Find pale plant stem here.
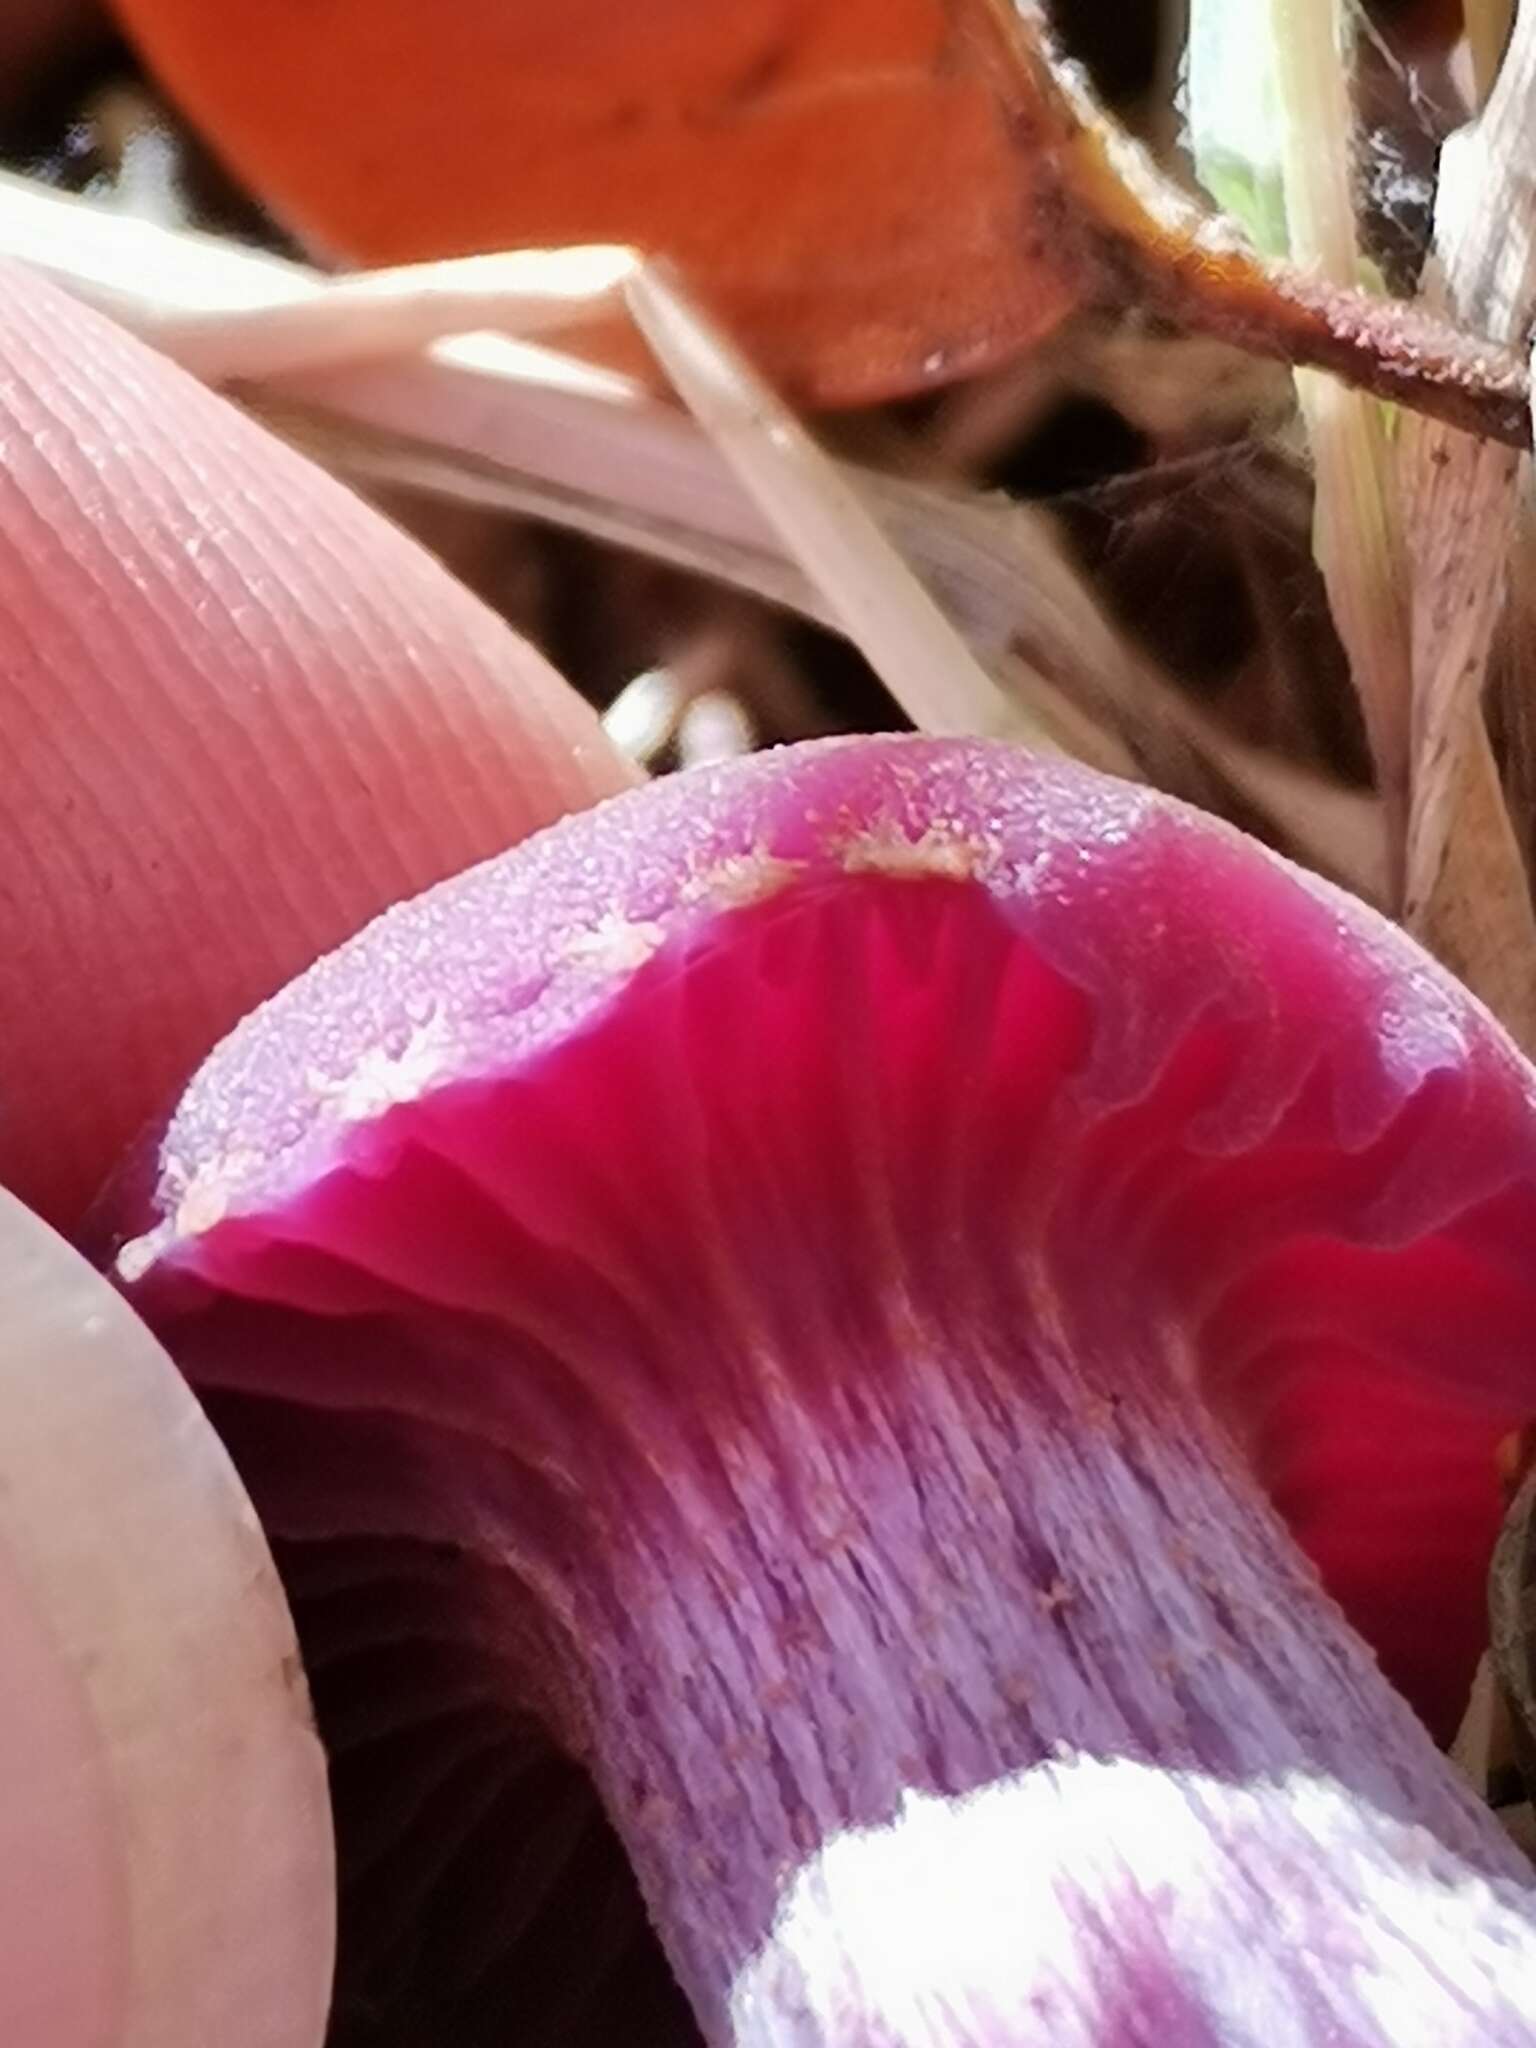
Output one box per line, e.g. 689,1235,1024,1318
1267,0,1356,278
1268,0,1413,901
620,263,1047,752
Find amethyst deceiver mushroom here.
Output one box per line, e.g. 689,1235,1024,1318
113,736,1536,2044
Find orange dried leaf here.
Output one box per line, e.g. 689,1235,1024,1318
109,0,1531,436
106,0,1081,405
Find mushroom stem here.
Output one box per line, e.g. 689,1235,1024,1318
499,1320,1536,2042
170,1212,1536,2043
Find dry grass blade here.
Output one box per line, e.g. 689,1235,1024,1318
0,168,1052,751
1399,6,1536,1046
0,169,1383,897
269,394,1384,900
0,168,637,377
620,261,1052,751
151,248,641,381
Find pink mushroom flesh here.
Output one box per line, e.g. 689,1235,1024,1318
117,738,1536,2043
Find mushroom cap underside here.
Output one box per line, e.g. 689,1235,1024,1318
118,736,1536,1739
115,735,1536,2037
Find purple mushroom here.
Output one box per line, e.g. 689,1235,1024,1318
113,736,1536,2043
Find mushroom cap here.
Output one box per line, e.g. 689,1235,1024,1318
119,735,1536,1741
116,735,1536,2037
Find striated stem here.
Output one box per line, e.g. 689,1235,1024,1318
520,1325,1536,2042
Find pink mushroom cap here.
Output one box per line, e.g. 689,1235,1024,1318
115,736,1536,2044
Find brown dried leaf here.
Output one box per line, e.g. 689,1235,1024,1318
1490,1461,1536,1807
1399,9,1536,1047
1491,503,1536,874
1401,425,1523,907
1411,727,1536,1040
